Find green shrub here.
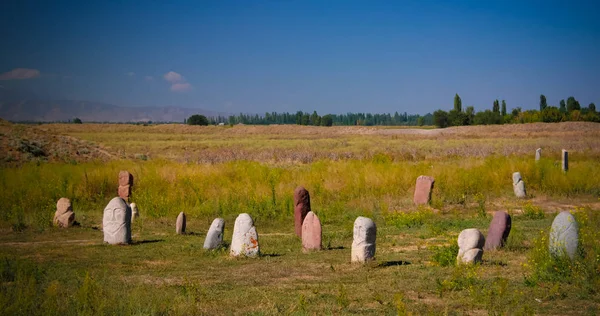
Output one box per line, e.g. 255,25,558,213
431,242,459,267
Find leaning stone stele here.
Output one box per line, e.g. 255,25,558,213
230,213,259,257
351,216,376,263
302,211,322,252
176,212,186,235
103,197,132,245
413,176,435,205
484,211,511,250
53,197,75,228
535,148,542,161
203,218,225,250
130,203,139,223
457,228,485,264
549,211,579,260
294,186,311,237
512,172,526,198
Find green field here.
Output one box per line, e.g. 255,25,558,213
1,122,599,315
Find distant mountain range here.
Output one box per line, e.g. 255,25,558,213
0,89,228,122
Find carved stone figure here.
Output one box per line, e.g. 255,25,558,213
103,197,132,245
351,216,376,263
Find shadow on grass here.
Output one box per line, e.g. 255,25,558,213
326,246,346,250
377,260,411,268
484,259,507,266
184,231,204,237
261,253,282,257
132,239,164,245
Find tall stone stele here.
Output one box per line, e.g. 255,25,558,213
549,211,579,260
294,186,311,237
484,211,511,251
457,228,485,264
118,170,134,202
53,198,75,228
230,213,259,257
103,197,132,245
176,212,186,235
302,211,322,252
512,172,526,198
561,149,568,172
535,148,542,162
413,175,435,205
203,218,225,250
351,216,376,263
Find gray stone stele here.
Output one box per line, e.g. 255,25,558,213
176,212,186,234
512,172,526,198
457,228,485,264
351,216,376,263
535,148,542,161
103,197,132,245
562,149,568,172
204,218,225,249
549,211,579,260
230,213,259,257
130,203,139,223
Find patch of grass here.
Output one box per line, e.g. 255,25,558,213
431,242,459,267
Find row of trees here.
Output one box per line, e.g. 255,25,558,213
434,94,598,128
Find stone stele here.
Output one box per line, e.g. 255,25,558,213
512,172,526,198
549,211,579,260
103,197,132,245
203,218,225,250
483,211,511,250
53,197,75,228
302,211,322,252
351,216,376,263
457,228,485,264
230,213,259,257
413,175,435,205
294,186,311,237
176,212,186,235
130,203,139,223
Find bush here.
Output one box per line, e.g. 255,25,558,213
431,242,459,267
187,114,209,126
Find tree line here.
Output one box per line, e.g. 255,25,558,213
432,94,598,128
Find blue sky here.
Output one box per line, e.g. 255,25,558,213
1,0,598,114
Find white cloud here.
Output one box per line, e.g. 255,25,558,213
163,71,184,83
0,68,41,80
170,82,192,92
163,71,192,92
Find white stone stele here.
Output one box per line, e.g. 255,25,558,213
176,212,186,235
457,228,485,264
549,211,579,260
535,148,542,161
130,203,139,223
512,172,526,198
562,149,568,172
103,197,132,245
230,213,259,257
204,218,225,250
351,216,376,263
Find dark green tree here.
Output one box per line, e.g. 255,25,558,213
539,95,547,111
448,110,468,126
559,99,567,113
589,103,596,113
541,107,563,122
493,100,500,113
320,114,333,126
187,114,209,126
511,107,522,117
465,106,475,125
454,94,462,112
73,117,82,124
433,110,449,128
567,96,580,112
501,100,507,116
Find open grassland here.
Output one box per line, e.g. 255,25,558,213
0,122,599,315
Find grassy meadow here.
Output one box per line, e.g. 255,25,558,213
1,121,599,315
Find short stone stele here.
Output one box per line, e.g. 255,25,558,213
118,170,134,201
535,148,542,161
53,197,75,228
457,228,485,264
103,197,132,245
562,149,568,172
549,211,579,260
351,216,376,263
294,186,311,237
484,211,511,250
230,213,259,257
512,172,526,198
176,212,186,235
204,218,225,250
302,211,322,252
130,203,139,223
413,175,434,205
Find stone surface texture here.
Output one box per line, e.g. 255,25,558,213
103,197,132,245
512,172,526,198
294,186,311,237
413,175,435,205
230,213,259,257
203,218,225,249
176,212,186,235
484,211,512,250
457,228,485,264
118,170,133,201
351,216,376,263
302,211,322,252
549,211,579,260
53,197,75,228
